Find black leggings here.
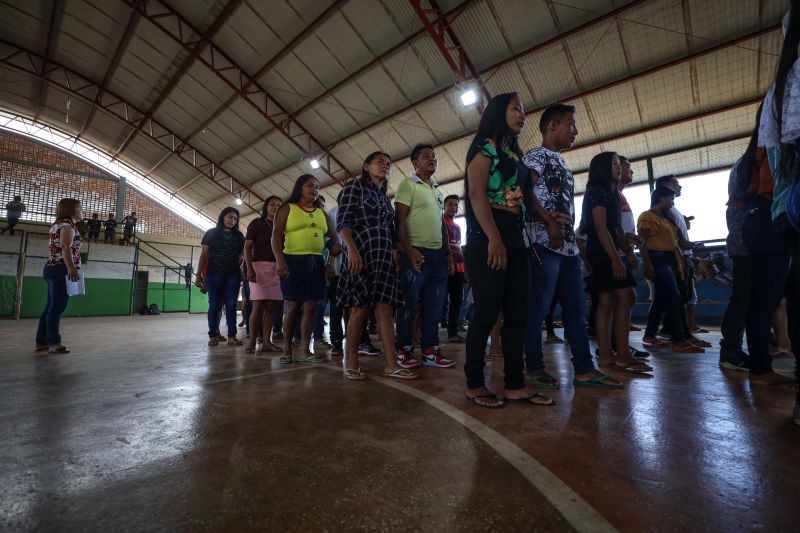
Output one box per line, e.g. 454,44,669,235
464,210,529,391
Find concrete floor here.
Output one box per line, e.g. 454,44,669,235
0,314,798,532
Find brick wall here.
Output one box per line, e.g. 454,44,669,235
0,131,202,239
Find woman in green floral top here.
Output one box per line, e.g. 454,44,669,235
462,92,553,408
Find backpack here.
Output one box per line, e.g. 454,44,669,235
138,304,149,315
148,303,160,315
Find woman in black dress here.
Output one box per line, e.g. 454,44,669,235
336,151,417,381
582,152,651,373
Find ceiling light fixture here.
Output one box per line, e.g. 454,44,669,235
235,197,243,206
310,158,320,170
460,89,477,106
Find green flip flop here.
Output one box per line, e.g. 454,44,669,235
526,373,561,389
298,354,326,364
573,374,624,389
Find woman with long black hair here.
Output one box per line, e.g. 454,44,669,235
197,207,245,346
462,92,553,408
244,195,283,353
582,152,646,374
336,151,417,380
272,174,341,364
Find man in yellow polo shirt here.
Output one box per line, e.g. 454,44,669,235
394,144,455,369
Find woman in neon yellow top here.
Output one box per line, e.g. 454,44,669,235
272,174,341,364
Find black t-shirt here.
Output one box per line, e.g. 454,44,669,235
87,219,102,231
202,228,245,276
581,184,621,249
124,217,137,231
105,219,117,231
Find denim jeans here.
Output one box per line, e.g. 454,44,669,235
242,280,252,335
720,255,753,352
464,210,529,390
525,245,594,375
446,272,465,337
206,273,241,338
644,251,688,343
36,263,70,346
395,247,448,350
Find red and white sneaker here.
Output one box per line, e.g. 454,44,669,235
421,347,456,368
396,347,422,369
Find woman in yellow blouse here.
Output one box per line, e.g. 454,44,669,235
637,187,704,353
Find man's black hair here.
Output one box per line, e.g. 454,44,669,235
411,143,434,161
444,194,460,203
655,175,676,187
539,103,576,135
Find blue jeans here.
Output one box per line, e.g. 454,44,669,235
36,263,70,346
644,252,688,343
525,244,594,375
206,273,241,339
396,247,448,350
242,280,252,335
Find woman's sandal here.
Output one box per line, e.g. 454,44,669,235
526,372,561,389
263,343,282,353
466,391,504,409
208,338,219,346
48,344,70,354
573,374,624,389
279,354,293,364
382,368,418,380
227,337,243,346
504,392,555,406
689,338,712,348
298,354,326,364
610,360,653,374
35,345,48,352
245,345,257,353
344,367,366,380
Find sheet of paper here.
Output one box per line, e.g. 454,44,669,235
66,271,85,296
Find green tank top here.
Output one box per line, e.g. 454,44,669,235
284,203,327,256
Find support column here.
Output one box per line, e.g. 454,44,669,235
116,175,126,220
646,157,655,193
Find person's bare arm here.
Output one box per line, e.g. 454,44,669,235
244,240,256,282
638,229,654,279
197,245,210,283
271,204,290,278
323,211,343,256
60,227,79,281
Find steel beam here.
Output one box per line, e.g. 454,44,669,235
316,23,778,193
126,0,355,188
34,0,65,122
113,0,243,159
0,39,264,215
77,8,141,141
159,0,348,184
250,0,651,193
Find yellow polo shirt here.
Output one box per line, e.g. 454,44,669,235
395,174,444,249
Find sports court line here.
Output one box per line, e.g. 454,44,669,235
321,365,618,533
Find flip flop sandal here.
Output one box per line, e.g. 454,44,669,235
382,368,418,380
690,339,712,348
643,339,669,349
771,350,794,358
526,373,561,389
35,345,48,352
227,338,243,346
612,361,653,374
574,374,624,389
279,354,293,364
344,368,366,380
504,393,555,406
48,345,70,354
465,392,504,409
207,338,219,346
691,327,710,333
298,355,326,364
245,345,257,353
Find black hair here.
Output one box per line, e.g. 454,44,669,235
444,194,460,203
586,152,618,189
260,195,282,220
539,103,576,136
733,102,764,201
13,195,21,201
655,175,676,187
650,186,675,208
411,143,434,162
464,92,523,216
360,151,392,183
774,2,800,179
286,174,320,207
618,155,628,162
216,206,241,234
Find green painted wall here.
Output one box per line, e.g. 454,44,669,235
20,277,132,318
0,275,17,317
145,282,208,313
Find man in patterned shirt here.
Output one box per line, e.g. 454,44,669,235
523,103,620,389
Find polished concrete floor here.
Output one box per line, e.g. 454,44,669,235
0,314,798,532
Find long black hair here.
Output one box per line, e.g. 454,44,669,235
774,2,800,178
586,152,618,189
216,206,242,235
360,150,392,186
286,174,321,207
733,102,764,201
464,92,523,215
260,195,283,220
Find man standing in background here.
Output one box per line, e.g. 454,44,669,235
2,195,25,236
